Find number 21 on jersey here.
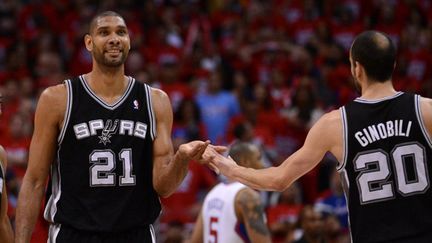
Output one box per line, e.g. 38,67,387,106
89,149,136,187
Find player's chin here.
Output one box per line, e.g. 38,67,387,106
104,56,126,67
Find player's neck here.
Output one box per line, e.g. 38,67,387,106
360,80,397,100
91,63,125,82
84,67,129,100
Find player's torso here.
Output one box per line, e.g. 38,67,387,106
202,182,250,243
44,76,160,232
340,92,432,242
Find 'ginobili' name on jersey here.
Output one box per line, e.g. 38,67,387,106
354,119,412,147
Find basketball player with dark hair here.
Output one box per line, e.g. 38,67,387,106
190,142,271,243
0,95,14,243
207,31,432,242
15,11,218,243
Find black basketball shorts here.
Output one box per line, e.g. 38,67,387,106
47,224,156,243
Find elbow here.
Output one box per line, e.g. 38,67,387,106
270,174,289,192
153,181,174,198
157,189,173,198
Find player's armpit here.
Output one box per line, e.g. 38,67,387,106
236,188,271,243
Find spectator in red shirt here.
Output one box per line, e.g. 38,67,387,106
267,182,303,243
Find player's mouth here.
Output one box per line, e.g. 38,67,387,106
105,49,123,57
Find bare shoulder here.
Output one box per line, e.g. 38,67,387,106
304,109,343,160
419,96,432,134
40,84,67,104
235,187,263,217
37,83,68,125
150,87,170,105
419,96,432,108
310,109,342,135
319,109,342,124
236,187,261,205
149,87,172,117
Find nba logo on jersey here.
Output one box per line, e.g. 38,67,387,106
133,100,139,110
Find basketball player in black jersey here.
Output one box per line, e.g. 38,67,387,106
15,11,218,243
207,31,432,242
0,95,14,243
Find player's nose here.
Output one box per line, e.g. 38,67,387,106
108,35,120,45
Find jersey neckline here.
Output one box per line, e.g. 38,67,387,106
354,91,404,104
79,75,135,110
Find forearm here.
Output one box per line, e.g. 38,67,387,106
229,166,290,192
15,178,46,243
0,216,13,243
154,151,189,197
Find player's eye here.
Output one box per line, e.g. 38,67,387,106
99,30,109,36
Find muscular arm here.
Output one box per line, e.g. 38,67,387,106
235,188,271,243
214,110,342,191
0,147,13,243
151,88,209,197
15,85,66,243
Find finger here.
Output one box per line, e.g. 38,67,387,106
187,141,210,158
210,145,228,153
195,141,210,157
208,162,220,175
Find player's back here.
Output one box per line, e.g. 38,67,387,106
340,92,432,242
202,181,249,243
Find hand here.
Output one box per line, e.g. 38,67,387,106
199,144,228,173
177,140,210,163
203,146,238,177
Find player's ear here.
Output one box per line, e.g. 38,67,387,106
84,34,93,52
354,61,362,78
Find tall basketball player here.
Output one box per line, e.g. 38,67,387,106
15,11,217,243
190,142,271,243
207,31,432,242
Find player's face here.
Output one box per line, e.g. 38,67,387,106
89,16,130,67
248,146,263,170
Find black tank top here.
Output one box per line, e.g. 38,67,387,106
44,75,161,232
339,92,432,242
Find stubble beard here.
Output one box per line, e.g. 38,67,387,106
93,47,129,68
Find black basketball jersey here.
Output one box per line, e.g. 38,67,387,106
339,92,432,242
44,75,161,232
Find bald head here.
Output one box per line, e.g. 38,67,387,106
229,142,263,169
350,31,396,82
89,11,125,35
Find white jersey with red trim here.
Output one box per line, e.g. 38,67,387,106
202,182,249,243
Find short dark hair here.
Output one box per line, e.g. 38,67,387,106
228,142,254,165
89,11,125,34
351,31,396,82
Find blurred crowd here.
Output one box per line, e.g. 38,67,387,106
1,0,432,242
